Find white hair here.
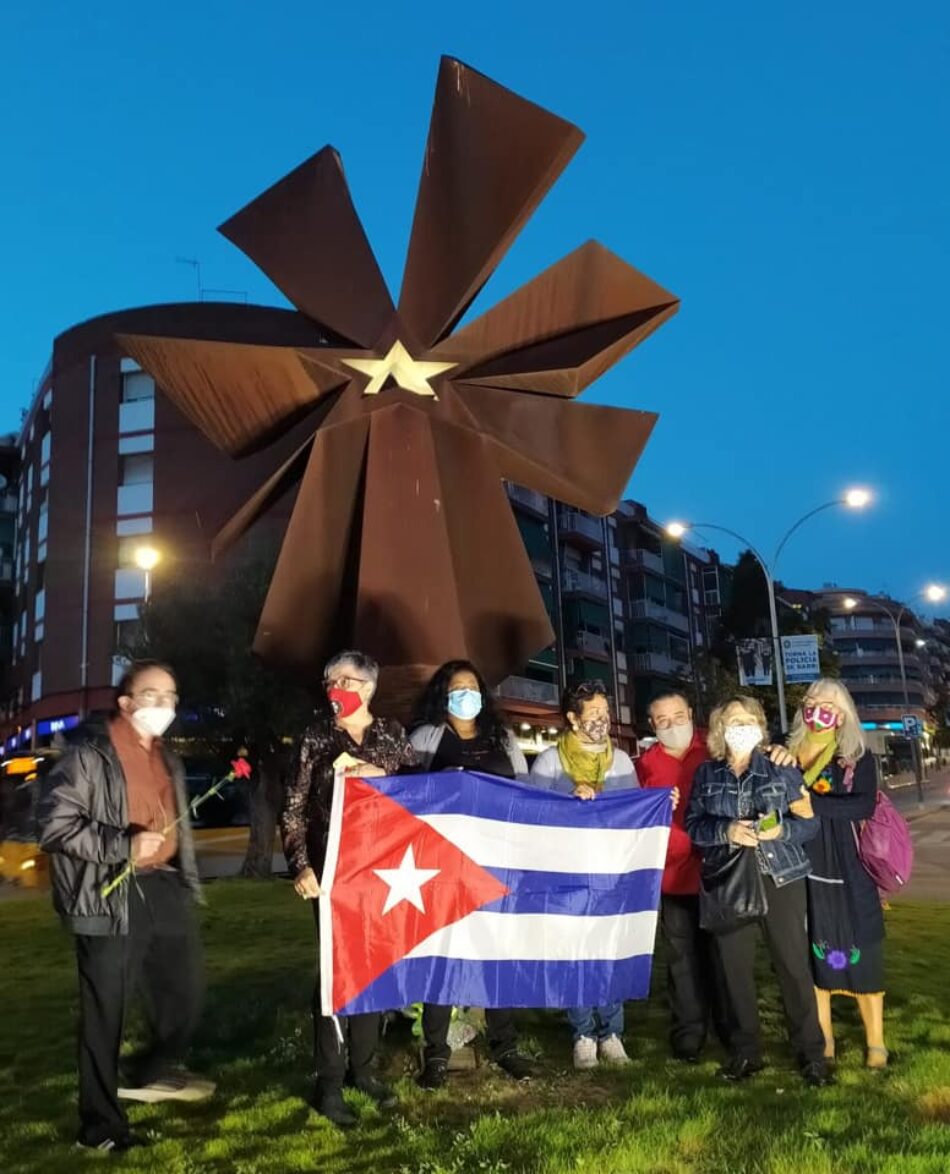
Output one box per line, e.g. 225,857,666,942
787,678,866,763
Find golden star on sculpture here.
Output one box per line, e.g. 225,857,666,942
342,340,456,398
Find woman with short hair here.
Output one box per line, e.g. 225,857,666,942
686,695,832,1087
281,650,416,1128
788,678,888,1068
530,679,638,1069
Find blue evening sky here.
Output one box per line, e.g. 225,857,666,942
1,1,947,607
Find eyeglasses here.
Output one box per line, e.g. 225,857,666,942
325,676,371,691
653,714,690,731
133,689,178,706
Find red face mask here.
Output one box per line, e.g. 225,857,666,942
328,687,362,719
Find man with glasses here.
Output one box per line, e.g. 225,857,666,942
281,649,416,1128
39,659,211,1153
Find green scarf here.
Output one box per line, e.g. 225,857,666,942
557,730,614,791
799,728,838,788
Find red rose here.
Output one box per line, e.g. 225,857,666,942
231,757,253,779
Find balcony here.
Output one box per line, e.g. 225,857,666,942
119,398,155,434
571,630,610,658
507,484,549,516
629,598,690,634
559,511,603,546
497,675,559,706
624,547,664,575
562,569,608,600
632,651,689,677
529,554,553,578
117,482,153,516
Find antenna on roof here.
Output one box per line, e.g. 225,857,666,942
175,257,246,303
175,256,202,299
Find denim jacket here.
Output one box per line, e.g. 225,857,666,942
685,751,818,887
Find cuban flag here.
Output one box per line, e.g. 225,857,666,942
320,771,673,1016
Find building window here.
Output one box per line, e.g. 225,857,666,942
114,569,147,600
116,516,153,537
117,453,154,516
31,670,42,702
34,588,46,623
118,433,155,455
121,371,155,403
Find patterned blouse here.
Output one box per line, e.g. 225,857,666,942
280,715,416,878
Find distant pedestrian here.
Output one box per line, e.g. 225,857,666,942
38,660,212,1154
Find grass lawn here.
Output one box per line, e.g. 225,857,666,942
1,881,949,1174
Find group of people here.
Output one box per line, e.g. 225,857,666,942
38,654,887,1150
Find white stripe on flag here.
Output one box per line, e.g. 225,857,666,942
406,909,659,962
418,814,669,875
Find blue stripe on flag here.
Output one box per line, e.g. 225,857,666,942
481,868,663,918
365,771,672,830
337,954,655,1016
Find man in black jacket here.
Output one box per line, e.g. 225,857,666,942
38,660,213,1152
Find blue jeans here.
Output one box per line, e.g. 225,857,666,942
567,1003,624,1041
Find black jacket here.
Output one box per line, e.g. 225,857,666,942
37,722,202,935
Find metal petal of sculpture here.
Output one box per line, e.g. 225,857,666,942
118,57,679,693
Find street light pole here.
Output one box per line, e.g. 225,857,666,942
667,490,872,736
845,595,922,801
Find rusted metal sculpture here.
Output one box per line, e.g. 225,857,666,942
120,57,679,692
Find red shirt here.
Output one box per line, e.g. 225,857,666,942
637,731,708,896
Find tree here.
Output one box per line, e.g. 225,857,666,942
710,552,838,732
126,555,315,877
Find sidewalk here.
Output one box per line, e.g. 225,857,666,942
883,765,950,821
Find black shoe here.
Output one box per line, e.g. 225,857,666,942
801,1060,836,1088
718,1056,764,1082
76,1131,149,1153
495,1050,535,1081
314,1088,357,1128
417,1059,449,1091
352,1075,398,1109
673,1048,702,1064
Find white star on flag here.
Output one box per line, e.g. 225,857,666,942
373,844,441,915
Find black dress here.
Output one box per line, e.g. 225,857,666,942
805,752,885,995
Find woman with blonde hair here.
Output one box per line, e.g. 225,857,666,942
686,695,831,1086
788,678,888,1068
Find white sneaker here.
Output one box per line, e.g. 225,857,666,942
573,1035,598,1070
598,1034,632,1066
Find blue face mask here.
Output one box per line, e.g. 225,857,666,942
447,688,483,721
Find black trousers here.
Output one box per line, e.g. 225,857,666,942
75,871,204,1145
421,1004,518,1064
713,876,825,1065
660,893,734,1056
310,904,380,1092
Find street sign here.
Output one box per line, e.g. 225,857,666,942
781,634,821,684
901,714,923,738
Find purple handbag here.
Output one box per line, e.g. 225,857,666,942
844,765,914,893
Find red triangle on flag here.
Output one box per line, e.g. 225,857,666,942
328,777,509,1013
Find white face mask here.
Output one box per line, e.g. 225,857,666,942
656,722,694,751
131,706,176,738
723,724,762,757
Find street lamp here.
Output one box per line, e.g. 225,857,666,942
842,584,947,801
133,545,161,604
666,487,873,735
